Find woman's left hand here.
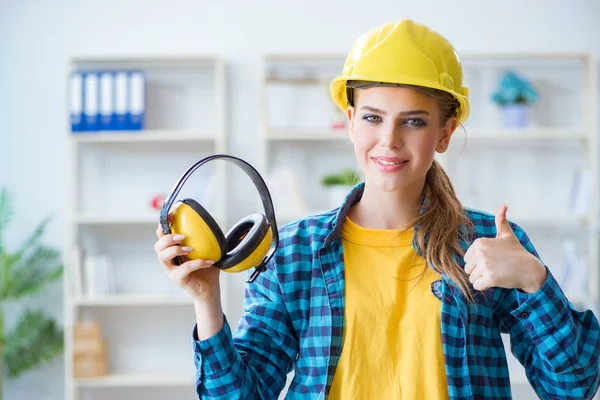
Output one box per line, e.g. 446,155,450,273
464,203,548,294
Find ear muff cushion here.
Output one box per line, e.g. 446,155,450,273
224,227,272,273
169,199,226,262
219,213,270,271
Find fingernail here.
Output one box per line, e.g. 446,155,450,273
181,247,192,252
173,235,185,241
205,260,215,265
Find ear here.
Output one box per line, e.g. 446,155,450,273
346,106,355,142
436,117,458,153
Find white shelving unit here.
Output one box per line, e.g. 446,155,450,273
258,52,599,399
64,55,227,400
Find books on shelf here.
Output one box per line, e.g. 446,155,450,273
69,247,117,299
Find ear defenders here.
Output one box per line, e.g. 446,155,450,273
159,154,279,283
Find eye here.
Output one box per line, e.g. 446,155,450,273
405,118,426,127
362,114,382,123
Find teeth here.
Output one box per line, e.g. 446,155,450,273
376,159,402,166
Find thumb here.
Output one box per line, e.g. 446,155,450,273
495,203,515,239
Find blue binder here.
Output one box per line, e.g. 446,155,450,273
99,71,114,131
83,71,100,131
128,70,145,130
114,71,128,131
70,71,85,133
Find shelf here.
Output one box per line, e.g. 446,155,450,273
265,76,327,85
460,52,590,60
264,53,345,61
73,130,218,145
264,130,348,141
463,128,587,141
74,294,192,307
74,373,195,388
75,215,158,226
71,55,220,69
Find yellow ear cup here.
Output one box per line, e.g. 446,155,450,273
169,200,225,263
224,227,272,273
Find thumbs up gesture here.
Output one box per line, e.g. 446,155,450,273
464,203,547,294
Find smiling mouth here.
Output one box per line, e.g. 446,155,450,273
372,157,408,166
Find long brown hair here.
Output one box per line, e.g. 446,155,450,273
347,82,475,303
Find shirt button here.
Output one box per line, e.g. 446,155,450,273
519,312,530,319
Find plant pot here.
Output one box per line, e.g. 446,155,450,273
326,185,351,208
501,104,529,128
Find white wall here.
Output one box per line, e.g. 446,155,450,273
1,1,600,399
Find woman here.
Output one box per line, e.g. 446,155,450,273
154,19,600,399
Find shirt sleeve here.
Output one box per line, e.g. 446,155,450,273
191,259,298,399
495,223,600,400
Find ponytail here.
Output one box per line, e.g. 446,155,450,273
411,160,475,303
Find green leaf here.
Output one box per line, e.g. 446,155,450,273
10,217,52,267
0,187,13,234
4,309,64,379
3,245,63,300
0,187,14,262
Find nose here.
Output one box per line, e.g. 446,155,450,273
379,122,402,149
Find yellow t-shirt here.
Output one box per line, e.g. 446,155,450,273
328,216,448,400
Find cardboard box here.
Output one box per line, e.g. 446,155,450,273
74,321,102,339
73,356,108,378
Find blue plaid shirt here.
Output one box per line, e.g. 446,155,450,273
192,183,600,399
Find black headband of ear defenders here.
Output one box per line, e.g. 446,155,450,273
159,154,279,282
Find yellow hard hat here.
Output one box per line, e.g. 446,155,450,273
330,19,470,124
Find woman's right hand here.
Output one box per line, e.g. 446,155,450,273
154,223,221,303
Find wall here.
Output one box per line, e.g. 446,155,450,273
1,0,599,398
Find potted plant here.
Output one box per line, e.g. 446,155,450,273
321,168,361,208
0,187,64,400
491,70,539,128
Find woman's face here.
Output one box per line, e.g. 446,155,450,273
347,86,456,193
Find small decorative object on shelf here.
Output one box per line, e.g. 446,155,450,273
331,119,347,131
321,168,361,208
150,193,167,211
491,70,539,128
73,321,109,379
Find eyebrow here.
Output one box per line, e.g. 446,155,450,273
359,106,430,116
